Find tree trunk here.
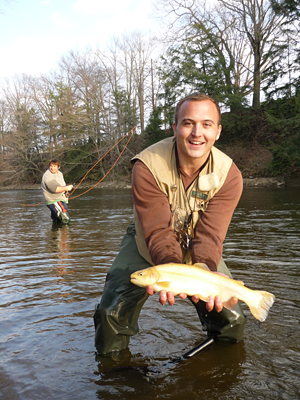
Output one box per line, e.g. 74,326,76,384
252,42,261,108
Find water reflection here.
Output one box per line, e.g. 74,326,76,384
44,224,76,304
46,224,74,278
94,341,247,399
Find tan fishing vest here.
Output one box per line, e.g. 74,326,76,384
131,137,232,265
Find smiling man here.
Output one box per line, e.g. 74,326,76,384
174,97,221,172
94,93,247,355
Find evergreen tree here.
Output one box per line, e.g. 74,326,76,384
144,107,169,147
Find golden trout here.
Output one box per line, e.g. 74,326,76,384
130,263,275,322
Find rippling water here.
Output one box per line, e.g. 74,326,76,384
1,187,299,400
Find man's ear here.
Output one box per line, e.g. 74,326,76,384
216,125,222,141
173,122,177,137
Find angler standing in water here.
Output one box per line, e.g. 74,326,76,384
41,159,73,224
94,93,247,355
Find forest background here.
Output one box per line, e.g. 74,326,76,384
1,0,300,188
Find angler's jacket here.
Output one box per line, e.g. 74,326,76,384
131,137,241,268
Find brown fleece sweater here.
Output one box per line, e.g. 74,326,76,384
132,159,243,271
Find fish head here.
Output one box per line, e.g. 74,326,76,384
130,267,159,287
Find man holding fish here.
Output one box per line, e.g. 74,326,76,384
94,93,273,355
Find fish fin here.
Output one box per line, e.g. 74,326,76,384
157,281,173,290
194,263,210,272
236,281,245,286
248,291,275,322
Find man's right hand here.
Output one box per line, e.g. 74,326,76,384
146,286,194,306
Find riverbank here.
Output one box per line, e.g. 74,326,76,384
1,176,299,190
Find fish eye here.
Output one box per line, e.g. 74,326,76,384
139,273,143,276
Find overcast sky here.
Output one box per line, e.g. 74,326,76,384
0,0,155,80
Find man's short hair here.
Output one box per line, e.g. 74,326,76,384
49,158,61,168
174,93,221,126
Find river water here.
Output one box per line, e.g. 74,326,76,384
1,187,299,400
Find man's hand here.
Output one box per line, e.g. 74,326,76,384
55,184,73,194
146,286,187,305
204,271,239,312
66,184,73,191
205,295,238,312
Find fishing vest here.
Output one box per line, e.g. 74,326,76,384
131,137,233,265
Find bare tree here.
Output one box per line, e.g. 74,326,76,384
217,0,285,107
154,0,286,107
119,32,157,132
0,29,162,184
57,49,112,176
0,74,44,182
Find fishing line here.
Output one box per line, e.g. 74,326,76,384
21,126,137,206
67,125,136,200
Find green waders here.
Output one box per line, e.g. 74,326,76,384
188,257,247,342
93,223,247,355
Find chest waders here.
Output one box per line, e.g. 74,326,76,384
47,201,70,224
93,223,246,355
94,223,150,354
54,202,70,224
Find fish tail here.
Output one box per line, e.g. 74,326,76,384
248,291,275,322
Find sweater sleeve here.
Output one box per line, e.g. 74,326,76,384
132,160,182,265
191,162,243,271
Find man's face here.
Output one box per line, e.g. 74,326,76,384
49,163,60,174
173,100,222,170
